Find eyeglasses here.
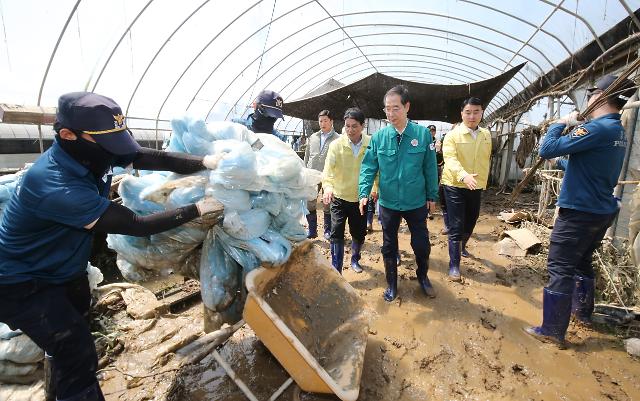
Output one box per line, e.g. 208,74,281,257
383,106,402,114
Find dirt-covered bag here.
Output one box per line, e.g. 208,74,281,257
0,381,45,401
0,334,43,364
0,359,40,384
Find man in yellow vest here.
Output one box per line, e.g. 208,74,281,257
323,108,377,274
441,97,492,281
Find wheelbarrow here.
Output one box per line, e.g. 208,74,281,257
243,242,370,401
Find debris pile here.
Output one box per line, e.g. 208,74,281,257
107,118,321,320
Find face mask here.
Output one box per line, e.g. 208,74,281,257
56,133,115,179
252,107,277,134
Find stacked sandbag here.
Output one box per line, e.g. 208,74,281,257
107,118,321,315
0,323,44,389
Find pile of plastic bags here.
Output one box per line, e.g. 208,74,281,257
0,323,44,401
107,117,321,313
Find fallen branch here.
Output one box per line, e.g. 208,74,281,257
178,320,245,366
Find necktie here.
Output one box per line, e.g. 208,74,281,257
396,133,402,145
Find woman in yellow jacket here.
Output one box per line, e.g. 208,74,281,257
441,97,492,281
322,108,376,274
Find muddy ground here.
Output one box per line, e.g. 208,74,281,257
99,191,640,401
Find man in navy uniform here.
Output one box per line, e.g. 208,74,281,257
524,75,636,348
233,89,286,140
0,92,224,401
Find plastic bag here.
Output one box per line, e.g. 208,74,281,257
209,140,257,189
206,186,251,211
223,209,271,240
86,263,103,291
214,226,291,267
118,174,166,214
272,198,308,241
0,335,43,364
200,229,239,311
250,191,284,216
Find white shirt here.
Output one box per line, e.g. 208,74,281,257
320,130,332,150
393,121,409,143
348,136,363,156
466,125,480,139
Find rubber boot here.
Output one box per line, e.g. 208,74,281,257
383,257,398,302
323,212,332,240
44,353,55,401
571,276,595,323
448,240,462,281
416,258,436,298
366,210,374,232
461,233,471,257
524,288,572,349
441,211,449,235
57,382,105,401
306,212,318,239
330,240,344,274
351,241,363,273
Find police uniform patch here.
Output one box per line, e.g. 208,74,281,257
571,126,589,138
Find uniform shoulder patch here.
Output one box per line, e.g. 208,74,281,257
571,125,589,138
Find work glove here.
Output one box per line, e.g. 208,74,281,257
556,111,583,127
203,154,224,170
195,197,224,226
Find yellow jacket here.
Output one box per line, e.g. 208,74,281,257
323,134,377,202
441,124,492,189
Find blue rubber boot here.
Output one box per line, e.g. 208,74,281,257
383,257,398,302
306,212,318,239
416,258,436,298
323,212,332,240
448,240,461,281
461,233,471,257
330,240,344,274
524,288,572,349
571,276,595,323
350,241,364,273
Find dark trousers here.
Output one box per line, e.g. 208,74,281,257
547,208,616,294
0,275,98,399
330,197,367,242
443,185,482,241
437,166,446,211
379,204,430,262
307,183,330,213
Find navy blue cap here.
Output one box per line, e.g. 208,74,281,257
588,75,636,101
256,90,284,119
427,124,436,130
56,92,141,155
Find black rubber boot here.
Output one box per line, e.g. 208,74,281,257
57,382,105,401
330,240,344,274
383,257,398,302
416,259,436,298
350,241,363,273
306,212,318,239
